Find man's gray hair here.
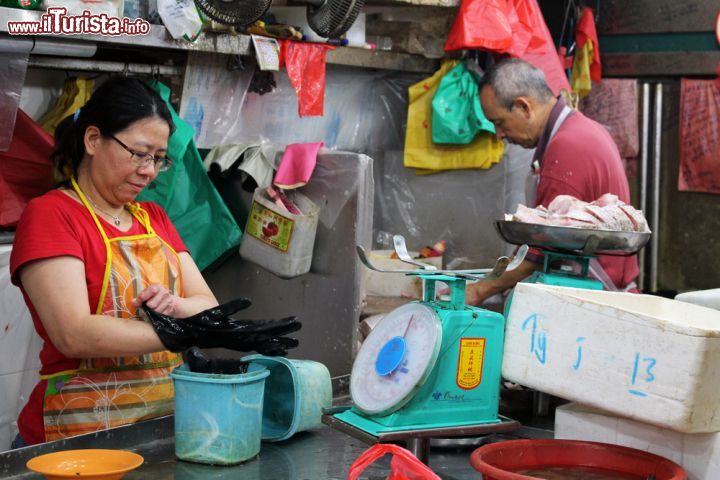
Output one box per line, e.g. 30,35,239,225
480,58,555,110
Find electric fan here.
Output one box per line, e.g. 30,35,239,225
194,0,364,38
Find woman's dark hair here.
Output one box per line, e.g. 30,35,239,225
52,77,175,186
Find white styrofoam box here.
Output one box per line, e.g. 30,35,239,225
268,7,366,47
363,250,442,298
675,289,720,311
0,246,41,376
0,245,42,450
556,403,720,480
503,283,720,433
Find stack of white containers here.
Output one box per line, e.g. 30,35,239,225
503,284,720,480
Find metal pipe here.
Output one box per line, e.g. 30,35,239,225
650,83,663,292
27,57,182,76
0,35,97,57
405,437,430,465
638,83,650,291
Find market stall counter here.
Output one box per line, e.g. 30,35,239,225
0,415,485,479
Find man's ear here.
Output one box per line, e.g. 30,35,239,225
514,97,533,118
84,125,102,155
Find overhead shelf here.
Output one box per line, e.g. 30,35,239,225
0,6,438,73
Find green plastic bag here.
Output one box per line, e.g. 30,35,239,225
431,62,495,145
137,81,242,271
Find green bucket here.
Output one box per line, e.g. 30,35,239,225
170,363,269,465
243,355,332,442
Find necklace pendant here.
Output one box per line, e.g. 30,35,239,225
113,217,121,226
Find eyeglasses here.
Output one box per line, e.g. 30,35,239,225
109,135,172,172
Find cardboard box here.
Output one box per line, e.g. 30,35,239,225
503,284,720,433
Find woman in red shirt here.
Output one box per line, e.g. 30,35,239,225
10,78,299,446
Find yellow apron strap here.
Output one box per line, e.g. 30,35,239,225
71,177,113,315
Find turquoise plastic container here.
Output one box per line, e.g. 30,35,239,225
170,363,270,465
242,355,332,442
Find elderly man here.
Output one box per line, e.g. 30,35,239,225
466,58,639,305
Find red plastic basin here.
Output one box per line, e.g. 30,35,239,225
470,439,687,480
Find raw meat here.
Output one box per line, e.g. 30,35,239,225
508,194,650,233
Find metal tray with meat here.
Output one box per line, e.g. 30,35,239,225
494,220,651,256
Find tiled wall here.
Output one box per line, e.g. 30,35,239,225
0,245,41,450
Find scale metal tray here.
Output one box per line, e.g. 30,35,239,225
495,220,651,256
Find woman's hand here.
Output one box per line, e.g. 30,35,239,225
132,283,179,316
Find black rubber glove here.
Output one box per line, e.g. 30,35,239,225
141,298,301,355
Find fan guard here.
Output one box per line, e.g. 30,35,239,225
194,0,272,27
306,0,365,39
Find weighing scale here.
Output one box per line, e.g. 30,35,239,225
495,220,652,292
324,237,528,463
494,220,652,416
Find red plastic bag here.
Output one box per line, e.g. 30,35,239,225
347,444,441,480
279,40,334,117
0,109,54,229
575,7,601,83
444,0,569,95
444,0,514,53
512,0,570,94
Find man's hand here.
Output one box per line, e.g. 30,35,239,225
438,259,542,307
465,281,498,306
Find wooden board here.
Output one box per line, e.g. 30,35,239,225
599,0,718,35
602,52,720,76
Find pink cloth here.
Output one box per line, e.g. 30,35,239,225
678,78,720,193
274,142,324,189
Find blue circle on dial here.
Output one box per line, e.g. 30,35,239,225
375,336,406,376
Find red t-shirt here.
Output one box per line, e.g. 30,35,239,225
530,110,639,290
9,189,187,445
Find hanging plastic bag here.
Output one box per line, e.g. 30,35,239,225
347,444,441,480
279,40,334,117
39,77,94,135
512,0,570,95
0,109,54,228
444,0,513,53
432,62,495,145
137,81,242,271
404,60,504,172
157,0,203,42
444,0,569,95
0,52,29,151
571,7,601,98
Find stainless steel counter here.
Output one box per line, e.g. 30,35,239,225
1,415,496,479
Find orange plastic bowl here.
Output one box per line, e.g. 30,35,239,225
26,449,144,480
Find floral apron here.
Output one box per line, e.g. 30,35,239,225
41,178,183,440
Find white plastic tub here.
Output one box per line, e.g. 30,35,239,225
503,283,720,433
239,188,319,279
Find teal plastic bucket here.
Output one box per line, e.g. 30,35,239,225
170,363,270,465
243,355,332,442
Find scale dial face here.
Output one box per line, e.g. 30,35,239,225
351,303,442,416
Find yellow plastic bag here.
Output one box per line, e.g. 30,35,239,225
39,77,94,135
404,60,504,173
